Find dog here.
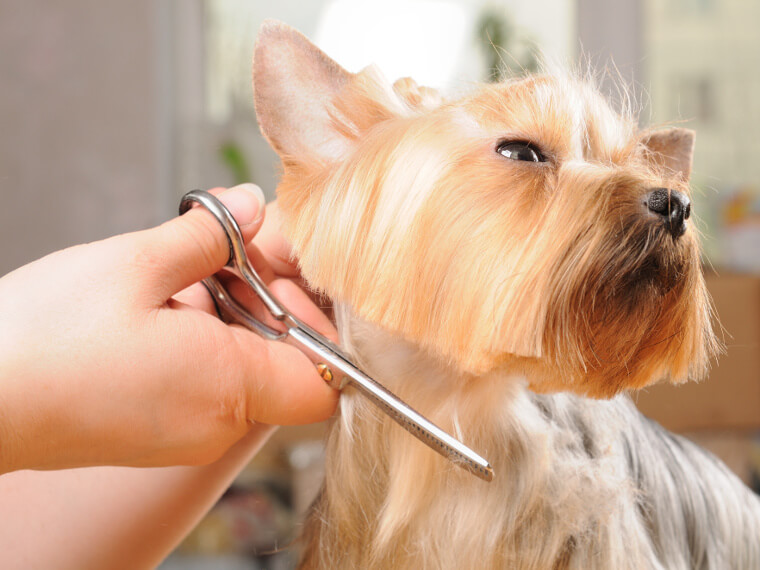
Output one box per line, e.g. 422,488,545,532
252,20,760,569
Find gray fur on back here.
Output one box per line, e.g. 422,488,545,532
531,392,760,569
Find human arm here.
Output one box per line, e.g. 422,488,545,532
0,184,337,568
0,184,337,473
0,425,275,570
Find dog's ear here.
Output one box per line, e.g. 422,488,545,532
641,127,696,181
253,20,354,161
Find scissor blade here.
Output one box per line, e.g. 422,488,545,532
288,327,494,482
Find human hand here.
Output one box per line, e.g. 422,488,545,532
0,184,338,474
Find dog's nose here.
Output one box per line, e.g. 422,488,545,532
645,188,691,238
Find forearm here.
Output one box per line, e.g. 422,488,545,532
0,424,277,570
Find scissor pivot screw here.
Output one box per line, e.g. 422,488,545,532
316,363,333,383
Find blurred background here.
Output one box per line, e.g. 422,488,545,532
1,1,759,568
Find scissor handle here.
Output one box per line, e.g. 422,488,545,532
180,189,349,384
200,275,285,341
180,189,290,321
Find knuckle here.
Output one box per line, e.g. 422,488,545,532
174,213,228,272
209,332,254,431
228,326,275,424
128,239,166,282
105,234,166,300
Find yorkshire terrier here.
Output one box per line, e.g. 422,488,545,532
252,20,760,569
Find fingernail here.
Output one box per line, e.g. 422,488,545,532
219,183,266,227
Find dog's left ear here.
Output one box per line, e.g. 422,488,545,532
253,20,355,162
641,127,696,181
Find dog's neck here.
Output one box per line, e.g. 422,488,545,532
313,304,637,567
303,310,760,569
334,302,522,430
328,303,524,552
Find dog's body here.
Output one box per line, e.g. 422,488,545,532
251,21,760,569
299,309,760,569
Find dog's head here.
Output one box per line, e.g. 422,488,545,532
253,20,718,397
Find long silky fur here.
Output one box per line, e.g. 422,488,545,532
251,21,760,570
272,66,718,397
298,308,760,569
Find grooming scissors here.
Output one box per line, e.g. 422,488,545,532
179,189,493,482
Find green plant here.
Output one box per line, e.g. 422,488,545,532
219,141,252,186
475,7,539,82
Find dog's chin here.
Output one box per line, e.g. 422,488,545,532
623,255,679,303
506,247,701,396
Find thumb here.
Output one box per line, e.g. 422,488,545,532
143,184,266,300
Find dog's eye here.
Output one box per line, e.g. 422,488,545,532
496,141,545,163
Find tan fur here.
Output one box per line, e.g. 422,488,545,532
251,20,732,569
254,22,716,398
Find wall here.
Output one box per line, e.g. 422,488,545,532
0,1,163,276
